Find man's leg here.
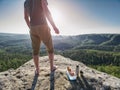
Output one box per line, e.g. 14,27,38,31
48,52,58,72
33,55,40,74
48,53,54,72
30,30,40,75
42,25,56,72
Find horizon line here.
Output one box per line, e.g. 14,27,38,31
0,32,120,36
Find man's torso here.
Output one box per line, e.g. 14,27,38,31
24,0,47,26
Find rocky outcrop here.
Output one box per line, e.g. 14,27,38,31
0,55,120,90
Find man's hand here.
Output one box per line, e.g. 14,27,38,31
54,27,60,34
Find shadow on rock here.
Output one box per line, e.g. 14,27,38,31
31,73,39,90
50,71,55,90
68,75,93,90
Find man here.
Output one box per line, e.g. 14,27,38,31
24,0,60,75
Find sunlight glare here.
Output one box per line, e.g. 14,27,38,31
50,8,63,23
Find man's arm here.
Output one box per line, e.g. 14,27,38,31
24,8,30,29
41,0,59,34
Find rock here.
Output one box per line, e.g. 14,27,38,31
0,55,120,90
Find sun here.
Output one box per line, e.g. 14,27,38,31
50,8,63,23
49,7,64,35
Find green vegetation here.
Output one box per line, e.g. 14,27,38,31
0,33,120,78
0,48,32,72
61,49,120,78
61,49,120,66
90,65,120,78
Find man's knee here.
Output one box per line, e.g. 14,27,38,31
33,49,39,56
48,48,54,54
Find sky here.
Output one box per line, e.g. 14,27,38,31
0,0,120,35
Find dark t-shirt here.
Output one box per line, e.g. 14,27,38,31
24,0,47,26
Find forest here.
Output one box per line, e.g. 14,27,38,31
0,33,120,78
61,49,120,78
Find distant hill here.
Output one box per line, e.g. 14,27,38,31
0,33,120,51
0,33,31,47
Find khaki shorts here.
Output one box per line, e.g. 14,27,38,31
30,25,54,55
